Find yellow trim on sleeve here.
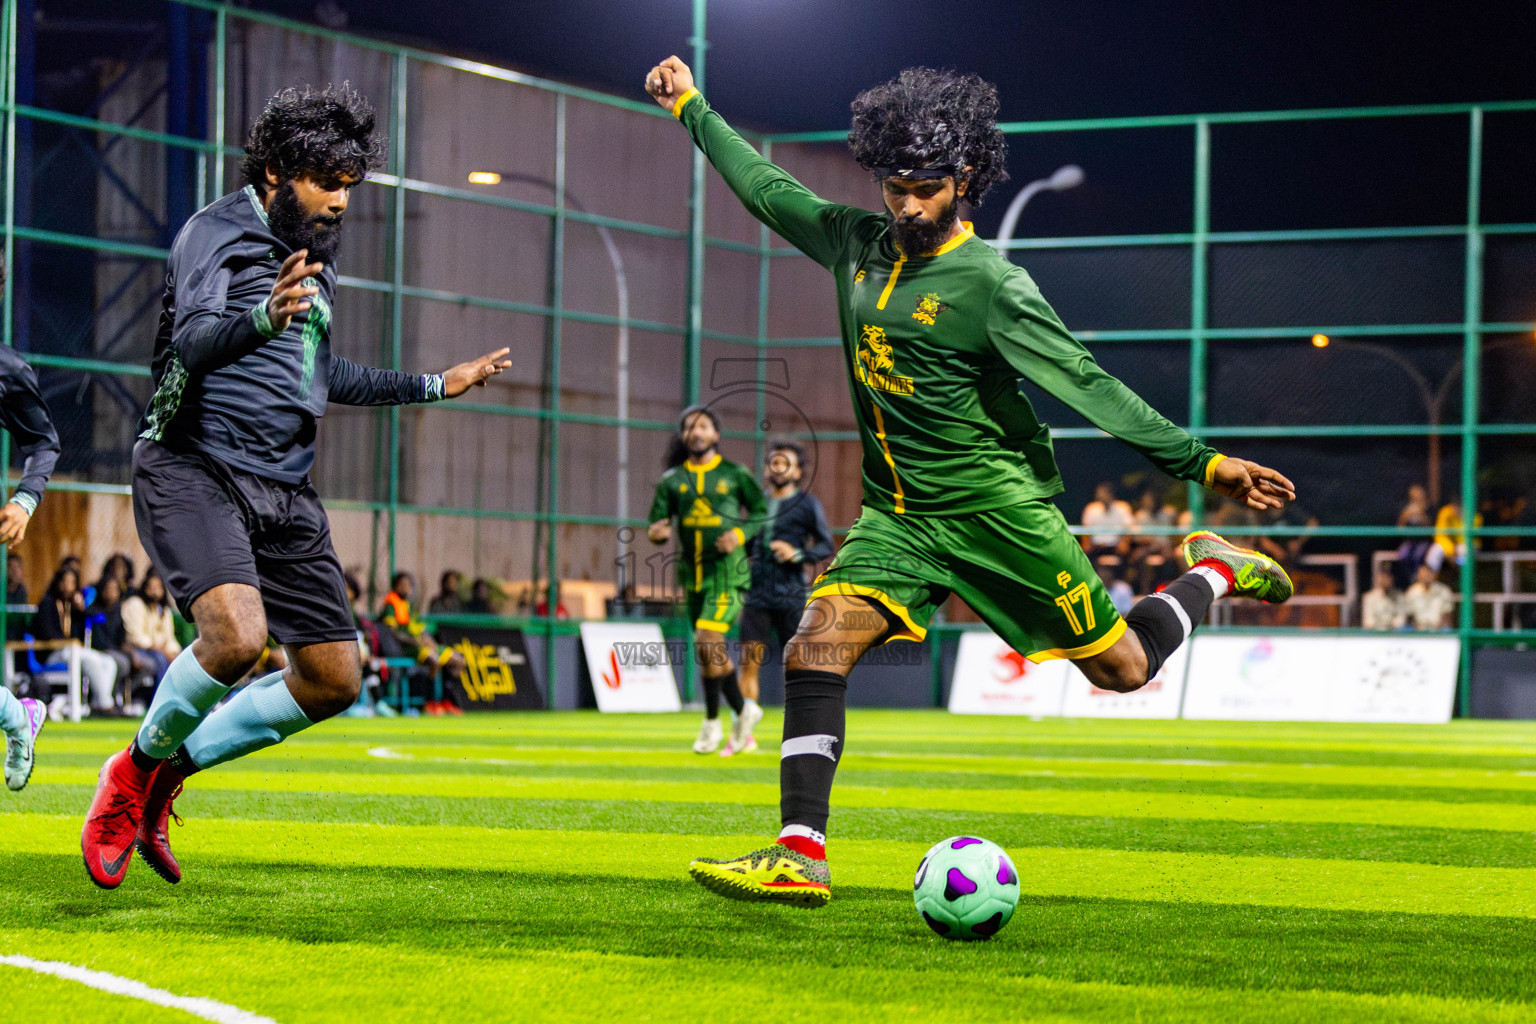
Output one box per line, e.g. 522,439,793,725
806,582,926,644
1202,453,1227,488
672,88,700,119
1027,617,1128,663
730,527,746,545
694,618,732,633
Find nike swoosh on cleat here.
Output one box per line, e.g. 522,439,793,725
100,849,129,876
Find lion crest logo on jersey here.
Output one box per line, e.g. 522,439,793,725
912,292,948,326
859,325,895,374
856,324,915,396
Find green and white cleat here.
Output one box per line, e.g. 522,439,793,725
5,698,46,792
1183,530,1294,604
688,842,831,908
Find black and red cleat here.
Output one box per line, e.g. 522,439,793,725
81,750,152,889
135,764,187,884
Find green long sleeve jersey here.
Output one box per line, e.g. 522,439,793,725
648,453,768,592
673,90,1222,516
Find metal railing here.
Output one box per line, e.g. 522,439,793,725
2,0,1532,711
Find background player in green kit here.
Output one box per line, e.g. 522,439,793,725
646,57,1299,907
648,405,768,753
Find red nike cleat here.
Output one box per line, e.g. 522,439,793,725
81,750,152,889
136,764,187,884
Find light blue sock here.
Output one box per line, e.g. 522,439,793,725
183,672,312,771
0,686,26,742
135,648,231,758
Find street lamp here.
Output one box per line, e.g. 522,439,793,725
991,164,1084,253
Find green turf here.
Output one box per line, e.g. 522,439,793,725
5,711,1536,1023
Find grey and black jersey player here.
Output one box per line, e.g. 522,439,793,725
0,311,60,792
728,440,833,756
81,85,512,890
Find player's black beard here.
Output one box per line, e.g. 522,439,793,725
267,181,345,264
887,196,959,256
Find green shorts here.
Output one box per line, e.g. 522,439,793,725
685,558,748,634
810,500,1125,662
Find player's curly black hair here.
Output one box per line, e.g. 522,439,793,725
848,68,1009,207
239,83,385,192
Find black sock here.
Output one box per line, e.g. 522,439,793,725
1125,570,1220,682
717,669,744,715
166,745,203,776
128,739,161,774
780,668,847,834
701,674,722,719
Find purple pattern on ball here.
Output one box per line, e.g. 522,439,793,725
950,837,982,849
997,856,1017,885
970,911,1005,938
921,911,951,935
944,867,978,901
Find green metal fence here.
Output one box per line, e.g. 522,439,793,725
5,0,1534,711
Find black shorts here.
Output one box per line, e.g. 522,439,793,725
740,602,802,651
132,440,355,646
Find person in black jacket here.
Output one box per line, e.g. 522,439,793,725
33,567,120,714
82,84,514,890
727,441,834,757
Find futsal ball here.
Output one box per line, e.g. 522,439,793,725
912,836,1020,941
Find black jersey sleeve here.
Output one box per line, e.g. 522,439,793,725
0,347,60,511
326,355,436,406
169,215,279,374
799,494,835,564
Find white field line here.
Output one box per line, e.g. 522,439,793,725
0,955,279,1024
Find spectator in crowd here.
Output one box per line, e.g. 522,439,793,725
1081,481,1135,560
428,570,464,614
1258,500,1320,566
345,573,395,716
381,572,464,712
6,551,26,605
1404,563,1456,631
1398,483,1431,529
1394,483,1435,588
466,578,498,614
97,553,136,597
85,576,141,710
1094,556,1135,617
33,566,120,715
1428,496,1480,573
1361,567,1406,631
121,570,182,684
1129,487,1179,592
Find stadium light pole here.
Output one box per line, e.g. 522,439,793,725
467,171,633,576
991,164,1084,252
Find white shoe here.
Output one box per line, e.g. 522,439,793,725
5,698,45,792
692,717,724,754
722,701,764,756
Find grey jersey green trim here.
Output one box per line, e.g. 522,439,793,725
139,350,191,442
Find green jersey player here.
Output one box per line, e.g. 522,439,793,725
648,405,768,753
645,57,1297,907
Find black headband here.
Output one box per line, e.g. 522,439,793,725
871,165,956,181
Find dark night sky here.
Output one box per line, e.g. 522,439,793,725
243,1,1536,131
230,1,1536,237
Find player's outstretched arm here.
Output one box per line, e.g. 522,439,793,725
644,56,870,269
173,245,324,374
0,351,60,536
440,348,512,398
989,269,1296,508
1207,457,1295,511
326,348,510,407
